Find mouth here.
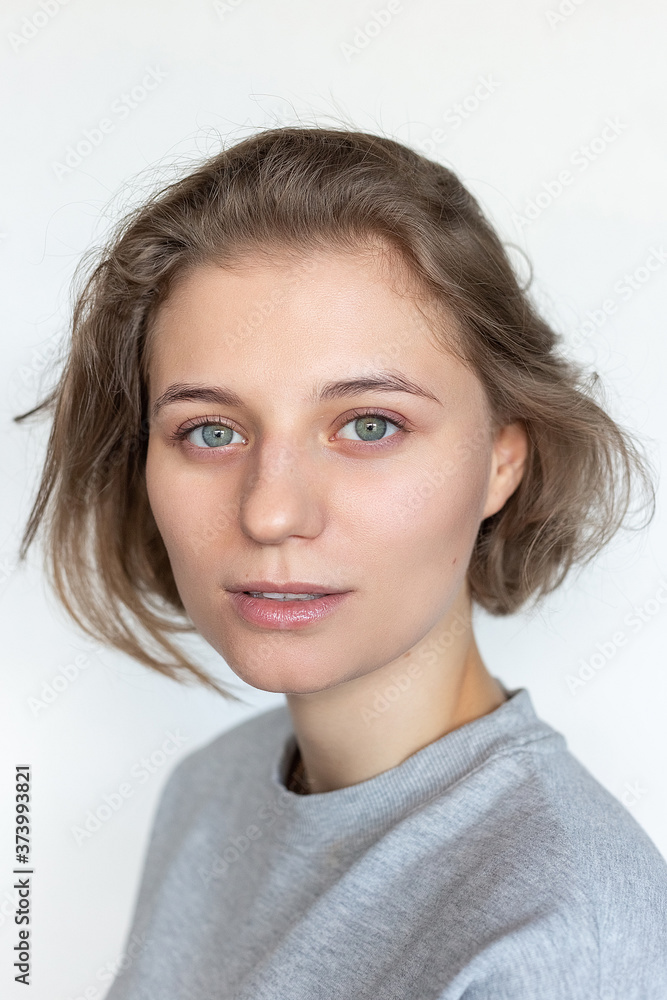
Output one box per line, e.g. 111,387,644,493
227,581,348,598
226,584,352,629
244,592,330,601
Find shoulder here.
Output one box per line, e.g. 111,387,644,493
166,701,291,793
475,728,667,902
457,735,667,996
127,703,291,882
169,705,292,787
454,694,667,905
510,736,667,889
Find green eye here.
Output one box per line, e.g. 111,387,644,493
187,423,240,448
338,414,401,442
179,411,405,450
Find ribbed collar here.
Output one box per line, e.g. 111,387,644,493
266,684,563,848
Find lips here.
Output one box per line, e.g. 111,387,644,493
227,589,351,629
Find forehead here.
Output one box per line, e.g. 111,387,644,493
146,247,468,398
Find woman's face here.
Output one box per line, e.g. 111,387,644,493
145,247,516,694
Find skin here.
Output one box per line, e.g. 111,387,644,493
145,244,528,794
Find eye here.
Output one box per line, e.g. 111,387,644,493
337,411,405,443
184,422,245,448
172,409,407,451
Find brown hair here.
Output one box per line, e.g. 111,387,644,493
15,124,656,700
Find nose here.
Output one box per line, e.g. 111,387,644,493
238,438,324,545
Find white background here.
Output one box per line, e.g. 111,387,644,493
1,1,666,998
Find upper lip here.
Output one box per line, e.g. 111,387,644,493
228,581,348,594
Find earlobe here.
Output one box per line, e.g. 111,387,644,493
482,422,529,520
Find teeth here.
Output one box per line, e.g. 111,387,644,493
247,592,325,600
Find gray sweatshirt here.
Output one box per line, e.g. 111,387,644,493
105,685,667,999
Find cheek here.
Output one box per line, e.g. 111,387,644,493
360,448,489,596
145,442,216,574
145,442,178,544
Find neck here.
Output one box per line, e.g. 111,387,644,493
284,592,507,795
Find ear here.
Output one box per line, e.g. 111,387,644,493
482,422,529,520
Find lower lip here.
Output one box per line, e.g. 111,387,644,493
228,591,351,629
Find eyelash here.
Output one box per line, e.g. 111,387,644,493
169,408,410,450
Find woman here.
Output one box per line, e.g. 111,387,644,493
17,125,667,998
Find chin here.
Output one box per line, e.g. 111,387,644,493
201,638,340,695
233,667,338,697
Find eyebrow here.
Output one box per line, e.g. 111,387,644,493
151,370,443,418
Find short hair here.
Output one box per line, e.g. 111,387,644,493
15,125,656,700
